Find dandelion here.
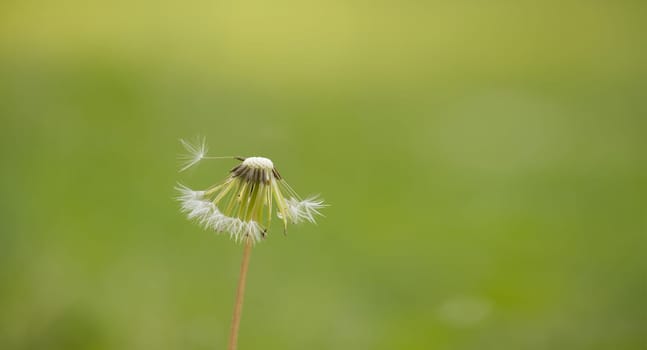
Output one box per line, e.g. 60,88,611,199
176,156,325,242
175,138,325,350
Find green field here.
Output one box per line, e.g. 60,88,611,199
1,1,646,349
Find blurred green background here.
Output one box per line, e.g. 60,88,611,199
1,1,646,349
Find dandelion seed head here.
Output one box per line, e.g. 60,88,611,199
176,140,325,243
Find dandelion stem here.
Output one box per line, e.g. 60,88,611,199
228,239,252,350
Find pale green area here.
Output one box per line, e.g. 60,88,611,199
1,1,646,349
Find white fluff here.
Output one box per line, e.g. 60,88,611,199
176,184,264,243
178,137,208,172
282,196,326,224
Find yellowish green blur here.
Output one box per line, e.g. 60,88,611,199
1,1,646,349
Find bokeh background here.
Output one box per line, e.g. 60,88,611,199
1,1,646,349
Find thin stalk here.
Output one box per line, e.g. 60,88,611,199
228,239,252,350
